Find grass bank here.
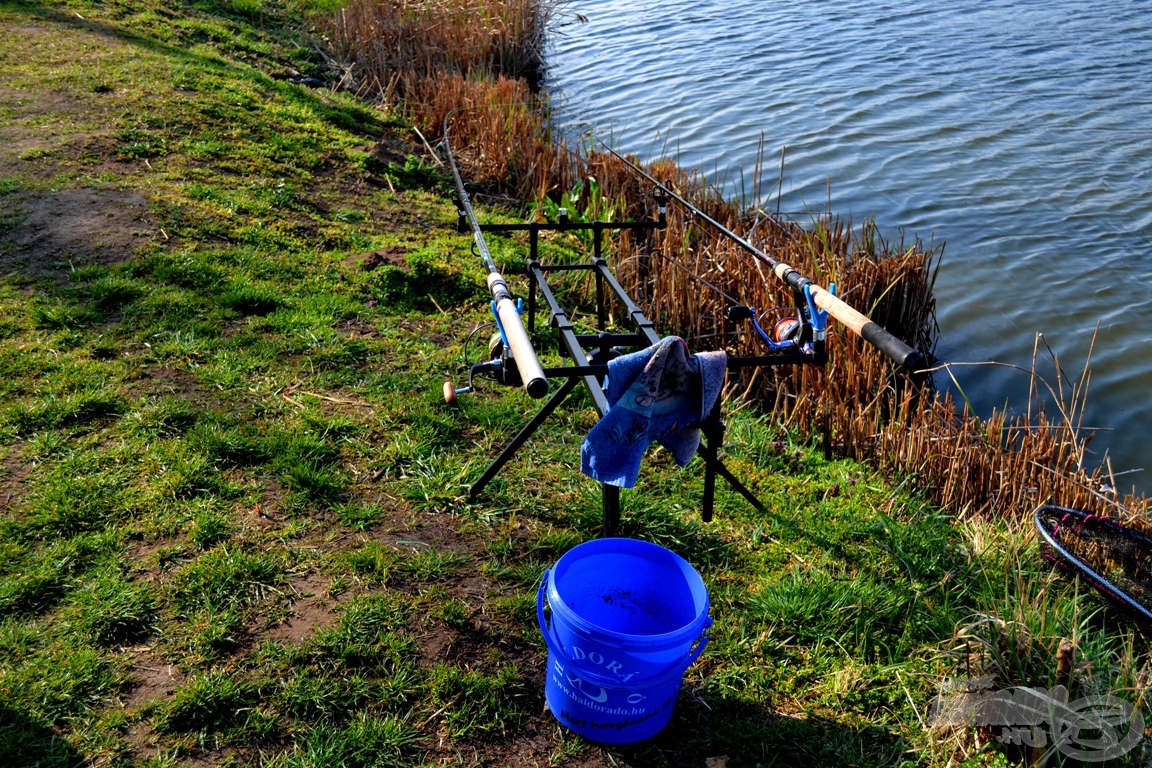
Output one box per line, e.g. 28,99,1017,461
0,2,1149,767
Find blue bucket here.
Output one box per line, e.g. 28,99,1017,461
537,537,711,744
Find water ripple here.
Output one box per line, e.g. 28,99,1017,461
547,0,1152,490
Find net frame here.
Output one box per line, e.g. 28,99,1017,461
1034,504,1152,624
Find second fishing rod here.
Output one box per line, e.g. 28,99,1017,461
602,143,926,376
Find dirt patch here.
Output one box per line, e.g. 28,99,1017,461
0,444,32,511
0,85,88,164
0,83,68,116
120,646,186,711
125,724,254,768
1,188,154,278
372,507,470,552
264,570,338,644
239,491,292,532
125,364,218,403
371,131,419,170
351,245,408,272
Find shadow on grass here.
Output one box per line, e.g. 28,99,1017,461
0,705,83,768
587,694,910,768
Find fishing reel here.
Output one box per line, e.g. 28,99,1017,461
653,188,669,227
443,336,529,403
442,302,529,404
726,282,833,355
443,357,510,404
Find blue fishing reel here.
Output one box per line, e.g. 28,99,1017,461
728,282,832,354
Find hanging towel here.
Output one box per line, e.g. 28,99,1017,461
581,336,727,488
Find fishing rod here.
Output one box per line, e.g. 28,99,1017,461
602,143,925,374
442,126,548,400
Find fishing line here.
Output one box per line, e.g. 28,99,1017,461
461,320,498,367
638,248,796,352
642,248,744,307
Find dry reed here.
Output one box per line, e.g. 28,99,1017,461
323,0,1150,523
323,0,575,198
327,0,554,92
591,152,1149,520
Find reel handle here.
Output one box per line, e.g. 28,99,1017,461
443,380,478,404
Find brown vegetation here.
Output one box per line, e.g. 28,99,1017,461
322,0,1150,523
325,0,576,197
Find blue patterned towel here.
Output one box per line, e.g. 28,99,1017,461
581,336,727,488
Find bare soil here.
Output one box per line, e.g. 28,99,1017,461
2,188,154,278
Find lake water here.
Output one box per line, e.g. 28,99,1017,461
545,0,1152,495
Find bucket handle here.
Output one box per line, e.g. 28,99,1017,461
537,571,711,680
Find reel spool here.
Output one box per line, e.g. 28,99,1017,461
772,317,801,343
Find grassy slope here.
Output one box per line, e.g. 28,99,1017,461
0,2,1147,767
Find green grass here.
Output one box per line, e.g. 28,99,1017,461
0,1,1149,767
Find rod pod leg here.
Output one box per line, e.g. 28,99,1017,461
467,377,576,501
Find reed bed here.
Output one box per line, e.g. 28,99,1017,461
323,0,575,198
327,0,553,92
406,73,580,197
588,154,1150,521
324,0,1150,524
